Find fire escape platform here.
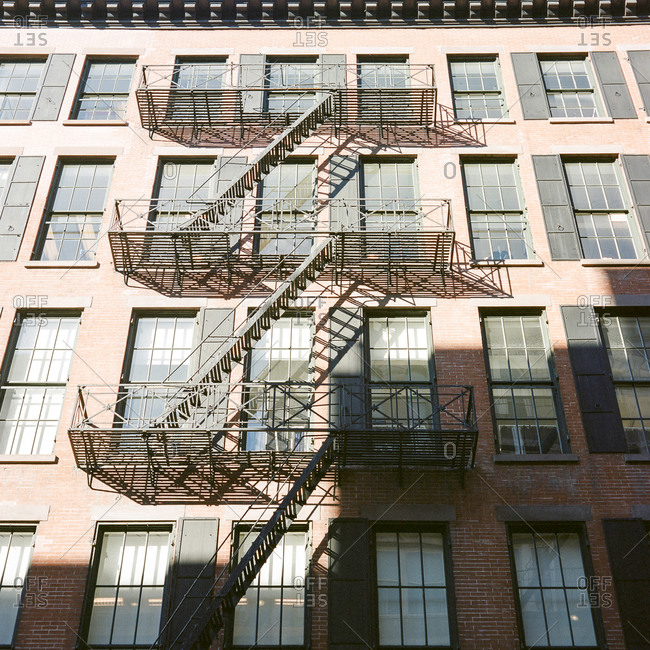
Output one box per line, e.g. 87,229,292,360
108,198,455,289
135,63,437,143
68,382,477,504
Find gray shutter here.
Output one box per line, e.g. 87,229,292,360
628,50,650,113
195,307,235,373
239,54,265,114
621,155,650,250
329,154,360,230
319,54,346,88
532,155,581,260
561,306,627,453
31,54,75,121
166,518,219,649
328,518,372,650
591,52,636,119
329,306,365,434
191,309,234,443
214,155,248,250
511,53,550,120
602,519,650,649
0,156,45,261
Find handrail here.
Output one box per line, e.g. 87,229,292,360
138,62,436,91
111,197,454,233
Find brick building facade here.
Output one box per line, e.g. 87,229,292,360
0,4,649,649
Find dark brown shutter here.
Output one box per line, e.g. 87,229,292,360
602,519,650,649
561,306,627,452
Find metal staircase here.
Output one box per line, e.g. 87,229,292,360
180,92,336,231
161,433,337,650
155,235,334,430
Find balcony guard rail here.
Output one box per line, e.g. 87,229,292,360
108,197,455,280
69,382,477,474
136,63,437,136
111,197,452,234
139,63,436,92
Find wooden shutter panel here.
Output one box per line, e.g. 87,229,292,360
621,155,650,250
329,306,365,435
511,53,550,120
328,518,372,649
214,155,248,250
329,154,360,230
591,52,636,119
31,54,75,121
0,156,44,261
603,519,650,649
319,54,346,104
166,518,219,649
532,155,581,260
561,306,627,452
628,50,650,113
195,307,235,373
239,54,265,114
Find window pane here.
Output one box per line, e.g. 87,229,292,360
378,588,401,644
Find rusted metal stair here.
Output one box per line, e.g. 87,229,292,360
154,235,334,429
162,433,337,650
180,92,336,231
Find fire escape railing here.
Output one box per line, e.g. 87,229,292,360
108,197,456,281
136,62,437,138
69,381,478,477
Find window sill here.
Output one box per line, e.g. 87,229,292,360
0,120,32,126
548,117,614,124
624,454,650,464
472,259,544,267
25,260,99,269
454,118,515,124
0,454,58,464
494,453,579,464
580,259,650,267
62,119,129,126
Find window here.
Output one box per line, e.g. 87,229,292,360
540,57,599,118
510,527,599,648
257,160,316,256
0,527,35,646
482,313,567,454
0,161,12,199
232,528,307,646
600,314,650,454
172,58,227,90
462,159,531,261
71,60,135,121
0,314,80,455
449,57,506,120
83,526,171,647
265,58,318,114
168,59,227,123
245,314,313,452
152,159,216,229
564,159,640,260
37,161,113,262
121,315,195,429
375,528,454,647
0,60,45,120
357,56,410,89
366,313,436,433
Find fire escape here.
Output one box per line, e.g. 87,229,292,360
68,61,478,649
